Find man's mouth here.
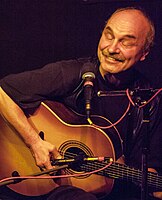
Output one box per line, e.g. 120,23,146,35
102,51,125,62
104,55,124,63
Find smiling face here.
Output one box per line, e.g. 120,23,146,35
98,9,150,77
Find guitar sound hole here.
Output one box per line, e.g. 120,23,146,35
64,147,88,172
58,140,94,176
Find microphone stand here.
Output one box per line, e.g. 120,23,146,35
132,89,152,200
140,104,150,200
0,164,68,187
98,88,157,200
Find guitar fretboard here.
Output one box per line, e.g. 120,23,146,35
80,161,162,191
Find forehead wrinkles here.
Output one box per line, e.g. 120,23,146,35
107,20,135,37
106,10,149,39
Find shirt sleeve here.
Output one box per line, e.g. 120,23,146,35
0,59,82,110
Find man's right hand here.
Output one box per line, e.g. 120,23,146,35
29,138,61,170
0,87,61,171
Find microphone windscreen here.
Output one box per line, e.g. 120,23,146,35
81,62,96,80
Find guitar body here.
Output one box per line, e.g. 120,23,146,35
0,101,116,197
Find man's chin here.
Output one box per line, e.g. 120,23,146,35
101,63,123,74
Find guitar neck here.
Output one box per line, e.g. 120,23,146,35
81,161,162,191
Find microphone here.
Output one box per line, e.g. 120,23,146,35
81,62,96,118
52,156,113,165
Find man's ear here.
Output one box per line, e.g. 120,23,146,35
140,51,149,61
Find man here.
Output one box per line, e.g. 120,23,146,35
0,7,162,200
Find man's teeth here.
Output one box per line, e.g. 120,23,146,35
106,56,123,62
105,56,118,61
107,56,116,61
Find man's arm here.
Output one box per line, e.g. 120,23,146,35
0,86,60,170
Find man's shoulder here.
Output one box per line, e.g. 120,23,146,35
46,57,95,67
45,56,98,78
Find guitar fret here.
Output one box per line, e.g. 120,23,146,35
81,161,162,191
147,172,162,190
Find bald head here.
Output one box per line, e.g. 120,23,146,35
108,7,155,53
97,7,155,75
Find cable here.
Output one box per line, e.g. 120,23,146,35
0,161,113,184
126,88,162,108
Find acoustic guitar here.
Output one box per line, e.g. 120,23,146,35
0,101,161,197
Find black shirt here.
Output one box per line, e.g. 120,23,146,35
0,57,162,199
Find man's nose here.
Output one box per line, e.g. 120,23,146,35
108,39,120,54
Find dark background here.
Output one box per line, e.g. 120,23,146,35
0,0,162,88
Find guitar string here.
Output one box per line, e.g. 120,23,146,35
60,151,140,181
1,151,161,189
84,160,162,187
81,162,162,189
62,159,162,190
59,151,162,189
80,163,162,190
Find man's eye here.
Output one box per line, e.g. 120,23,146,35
105,33,113,40
122,40,137,47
